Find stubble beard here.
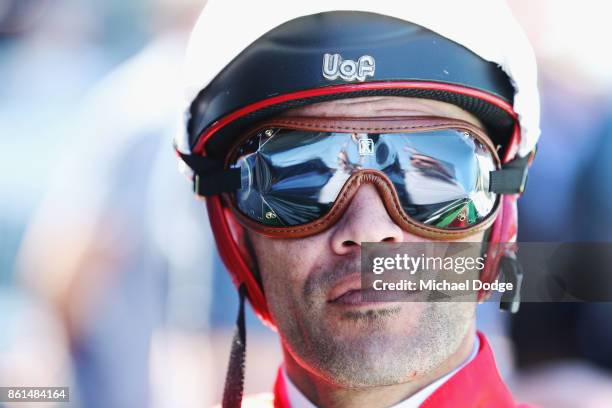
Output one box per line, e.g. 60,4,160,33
279,299,474,387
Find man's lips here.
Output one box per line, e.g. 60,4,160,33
327,273,421,305
327,273,363,303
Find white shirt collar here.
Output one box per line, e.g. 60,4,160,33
282,335,480,408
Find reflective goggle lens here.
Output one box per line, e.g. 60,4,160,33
230,125,498,230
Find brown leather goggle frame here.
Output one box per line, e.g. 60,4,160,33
222,116,502,240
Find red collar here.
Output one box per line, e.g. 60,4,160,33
419,332,516,408
272,332,523,408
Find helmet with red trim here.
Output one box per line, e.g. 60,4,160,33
175,0,540,324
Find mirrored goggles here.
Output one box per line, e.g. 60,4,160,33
218,116,504,239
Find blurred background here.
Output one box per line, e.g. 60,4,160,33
0,1,611,407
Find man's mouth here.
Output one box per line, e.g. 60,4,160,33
327,273,363,303
331,288,373,305
327,273,421,305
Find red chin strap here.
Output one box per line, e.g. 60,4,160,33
197,82,522,327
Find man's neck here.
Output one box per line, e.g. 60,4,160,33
283,323,476,408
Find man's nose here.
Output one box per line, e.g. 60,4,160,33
329,183,404,255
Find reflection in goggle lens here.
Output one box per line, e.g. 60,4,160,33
231,128,497,229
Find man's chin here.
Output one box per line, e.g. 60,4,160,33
297,322,427,388
321,302,425,335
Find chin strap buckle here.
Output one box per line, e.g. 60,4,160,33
499,255,524,313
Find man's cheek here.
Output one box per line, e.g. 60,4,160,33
259,246,303,296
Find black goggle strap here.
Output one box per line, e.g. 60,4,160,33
178,151,241,196
489,148,536,194
180,147,537,197
222,283,247,408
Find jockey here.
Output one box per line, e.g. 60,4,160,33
175,1,540,407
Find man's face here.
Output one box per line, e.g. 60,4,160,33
246,97,484,387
